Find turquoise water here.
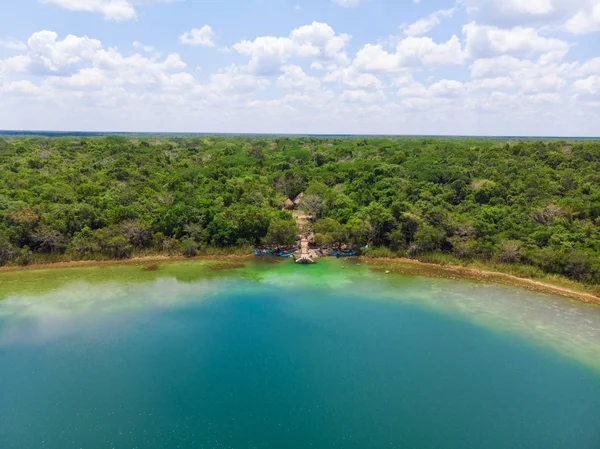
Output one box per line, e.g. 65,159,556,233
0,260,599,448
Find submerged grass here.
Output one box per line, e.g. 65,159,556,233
1,256,599,376
365,257,600,305
3,246,254,269
1,249,599,305
360,248,600,299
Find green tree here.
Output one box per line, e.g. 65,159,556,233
0,232,17,266
264,218,298,246
314,219,347,247
346,218,369,248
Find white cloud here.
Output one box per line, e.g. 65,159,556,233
351,44,398,73
465,0,556,18
39,0,177,21
353,35,466,73
564,2,600,34
468,51,573,99
0,80,43,96
3,12,600,136
428,79,464,97
233,22,350,75
277,65,321,91
469,52,574,79
340,89,386,104
573,75,600,105
0,39,28,51
207,65,270,94
395,36,465,67
403,8,455,36
179,26,215,47
470,55,530,78
396,82,428,98
468,76,514,90
40,0,137,21
465,0,571,24
332,0,363,7
0,56,30,78
323,66,382,89
398,79,464,99
26,30,103,75
573,75,600,95
0,29,195,107
521,74,566,93
133,41,156,53
578,57,600,75
465,0,600,35
92,50,186,82
48,67,108,91
463,22,570,58
397,84,457,111
391,73,415,87
276,67,338,110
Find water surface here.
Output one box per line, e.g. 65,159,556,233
1,259,599,448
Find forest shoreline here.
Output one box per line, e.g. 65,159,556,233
3,136,600,295
1,253,598,306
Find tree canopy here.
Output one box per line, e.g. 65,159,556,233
1,135,599,284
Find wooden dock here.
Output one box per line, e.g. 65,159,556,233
295,237,315,264
291,209,317,264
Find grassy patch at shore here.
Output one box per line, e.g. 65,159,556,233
364,256,600,305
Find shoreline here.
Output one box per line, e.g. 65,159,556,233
0,254,254,273
364,257,600,306
0,254,599,305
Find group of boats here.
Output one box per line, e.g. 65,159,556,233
253,248,294,257
253,247,357,260
254,206,359,263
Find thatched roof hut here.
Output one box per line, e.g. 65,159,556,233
293,192,304,206
284,198,295,210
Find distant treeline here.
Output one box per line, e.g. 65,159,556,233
1,135,599,284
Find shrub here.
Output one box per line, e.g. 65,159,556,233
412,225,446,254
496,241,523,263
104,236,132,259
181,237,198,257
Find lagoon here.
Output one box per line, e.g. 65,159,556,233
0,259,599,448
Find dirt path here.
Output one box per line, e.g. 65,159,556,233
292,211,310,234
293,211,316,263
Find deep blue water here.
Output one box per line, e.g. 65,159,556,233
0,277,599,449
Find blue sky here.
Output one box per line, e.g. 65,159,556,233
1,0,600,135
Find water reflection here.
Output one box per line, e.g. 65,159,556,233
0,259,599,372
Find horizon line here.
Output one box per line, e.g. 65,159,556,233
1,130,599,139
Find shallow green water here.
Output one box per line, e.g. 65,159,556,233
1,259,599,448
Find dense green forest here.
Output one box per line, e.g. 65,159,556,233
1,135,599,284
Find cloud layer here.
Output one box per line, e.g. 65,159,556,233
1,1,600,134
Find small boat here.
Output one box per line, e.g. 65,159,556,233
332,251,357,258
254,249,275,256
276,249,295,257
